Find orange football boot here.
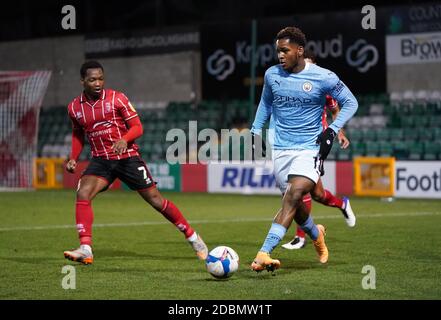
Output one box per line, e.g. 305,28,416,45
251,251,281,272
313,224,328,264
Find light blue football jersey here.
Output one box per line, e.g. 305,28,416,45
251,62,358,150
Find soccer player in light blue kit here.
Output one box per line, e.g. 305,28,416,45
250,27,358,271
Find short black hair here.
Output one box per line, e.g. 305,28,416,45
276,27,306,47
303,48,316,63
80,61,104,78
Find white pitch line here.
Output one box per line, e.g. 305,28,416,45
0,211,440,232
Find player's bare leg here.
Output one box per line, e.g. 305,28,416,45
138,187,208,260
252,176,316,271
64,175,107,264
281,196,310,250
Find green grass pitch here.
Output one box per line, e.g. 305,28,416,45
0,190,440,300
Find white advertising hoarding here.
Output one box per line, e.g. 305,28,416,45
395,161,441,198
207,161,336,195
386,31,441,65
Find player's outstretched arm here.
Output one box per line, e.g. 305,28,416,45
250,71,273,136
325,73,358,134
329,103,350,149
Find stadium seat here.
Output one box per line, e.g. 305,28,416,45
408,142,423,160
415,90,429,103
387,115,401,128
365,141,380,156
413,116,429,128
429,116,441,127
390,91,403,104
363,129,376,142
371,116,387,128
426,102,441,115
423,141,440,160
382,104,396,117
392,141,409,159
369,104,384,115
429,90,441,102
389,129,404,141
378,141,394,157
376,129,390,141
351,142,366,158
337,147,351,160
348,130,363,142
377,93,390,104
402,90,416,104
400,115,414,127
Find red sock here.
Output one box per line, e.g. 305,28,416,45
76,200,94,246
296,226,306,238
295,196,311,238
160,199,194,238
303,195,312,214
322,190,344,208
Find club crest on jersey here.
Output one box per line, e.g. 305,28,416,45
105,102,112,113
75,111,83,119
302,82,313,92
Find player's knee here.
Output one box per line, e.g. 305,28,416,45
311,190,325,202
76,187,94,201
145,192,163,211
286,187,304,207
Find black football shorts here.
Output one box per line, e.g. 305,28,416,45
82,156,156,191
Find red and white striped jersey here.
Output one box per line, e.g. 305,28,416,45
67,89,140,160
321,95,339,129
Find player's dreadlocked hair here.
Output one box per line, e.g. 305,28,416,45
303,48,316,63
276,27,306,47
80,61,104,78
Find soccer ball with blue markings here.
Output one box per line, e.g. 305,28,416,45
205,246,239,279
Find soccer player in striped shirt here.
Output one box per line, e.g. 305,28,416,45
250,27,358,271
63,61,208,264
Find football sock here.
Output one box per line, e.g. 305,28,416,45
260,222,287,253
300,216,319,241
321,190,344,208
296,226,306,238
187,232,198,242
303,197,312,214
76,200,94,246
160,199,194,238
80,244,92,254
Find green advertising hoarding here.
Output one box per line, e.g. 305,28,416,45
122,162,181,192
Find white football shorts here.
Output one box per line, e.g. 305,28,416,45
273,149,320,193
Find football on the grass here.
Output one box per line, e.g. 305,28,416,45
205,246,239,279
